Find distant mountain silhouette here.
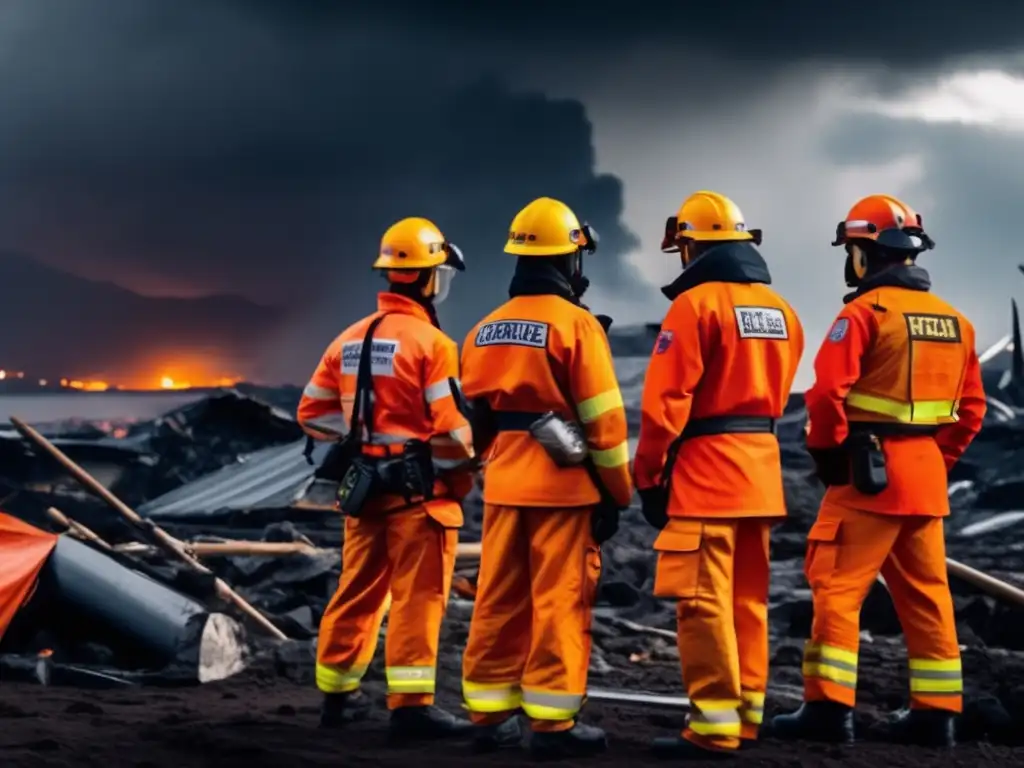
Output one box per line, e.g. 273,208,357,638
0,253,284,384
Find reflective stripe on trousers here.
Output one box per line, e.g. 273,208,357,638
386,665,436,694
521,688,584,721
316,662,369,694
909,658,962,696
844,391,957,424
688,700,743,737
463,681,524,713
739,690,765,725
803,642,858,689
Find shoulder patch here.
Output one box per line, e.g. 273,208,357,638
341,338,400,376
828,317,849,343
474,319,549,348
654,330,674,354
734,306,789,340
905,313,962,343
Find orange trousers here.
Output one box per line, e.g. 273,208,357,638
462,505,601,733
316,503,458,709
802,504,962,713
653,517,773,752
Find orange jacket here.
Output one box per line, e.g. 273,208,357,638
805,267,986,517
461,279,633,509
296,292,475,521
633,243,804,518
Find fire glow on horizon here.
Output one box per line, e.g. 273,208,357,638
1,366,243,392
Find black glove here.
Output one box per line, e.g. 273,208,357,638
590,503,620,544
638,487,669,530
808,447,849,487
594,314,613,333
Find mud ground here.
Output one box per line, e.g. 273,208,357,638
4,626,1024,767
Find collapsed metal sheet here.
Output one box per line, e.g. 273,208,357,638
138,439,332,519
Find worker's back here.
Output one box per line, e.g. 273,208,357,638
461,294,632,508
300,304,451,446
846,286,973,423
297,292,472,519
637,277,804,518
811,284,982,517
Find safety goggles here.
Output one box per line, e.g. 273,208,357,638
832,220,935,251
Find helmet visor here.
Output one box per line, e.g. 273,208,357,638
434,264,457,304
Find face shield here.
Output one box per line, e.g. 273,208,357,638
432,241,465,305
433,264,456,304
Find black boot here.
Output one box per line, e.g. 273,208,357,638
529,722,608,760
650,735,735,760
319,691,372,728
473,715,524,752
388,705,473,743
883,708,955,747
770,701,855,744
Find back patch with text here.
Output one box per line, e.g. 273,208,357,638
341,339,400,376
474,319,549,348
905,313,961,342
734,306,789,340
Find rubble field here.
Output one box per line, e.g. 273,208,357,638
0,333,1023,768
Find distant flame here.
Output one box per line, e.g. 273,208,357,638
159,376,193,390
0,354,246,392
66,379,110,392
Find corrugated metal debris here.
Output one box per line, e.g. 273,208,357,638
138,440,332,520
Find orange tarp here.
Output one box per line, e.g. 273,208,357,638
0,511,58,642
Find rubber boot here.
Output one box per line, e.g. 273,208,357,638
883,708,955,747
651,735,735,760
319,691,372,728
770,701,855,744
387,705,474,743
529,722,608,760
473,715,524,752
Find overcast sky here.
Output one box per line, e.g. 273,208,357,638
0,0,1021,387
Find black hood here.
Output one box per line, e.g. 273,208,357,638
661,241,772,301
843,264,931,304
508,258,579,304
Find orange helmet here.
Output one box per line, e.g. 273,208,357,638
832,194,934,253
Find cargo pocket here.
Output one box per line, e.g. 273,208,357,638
804,518,841,591
652,519,704,601
424,498,464,529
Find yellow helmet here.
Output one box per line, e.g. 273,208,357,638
505,197,598,257
373,217,465,271
661,191,761,253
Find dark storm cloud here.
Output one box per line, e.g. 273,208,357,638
2,0,1023,384
0,0,639,381
235,0,1024,65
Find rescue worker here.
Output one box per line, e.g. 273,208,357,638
771,195,987,747
459,197,634,759
297,217,476,742
633,191,804,759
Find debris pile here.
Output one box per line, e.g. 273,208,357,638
0,309,1023,765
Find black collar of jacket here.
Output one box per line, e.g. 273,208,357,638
660,241,772,301
508,258,581,306
842,264,932,304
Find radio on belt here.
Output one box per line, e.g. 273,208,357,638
529,412,589,467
